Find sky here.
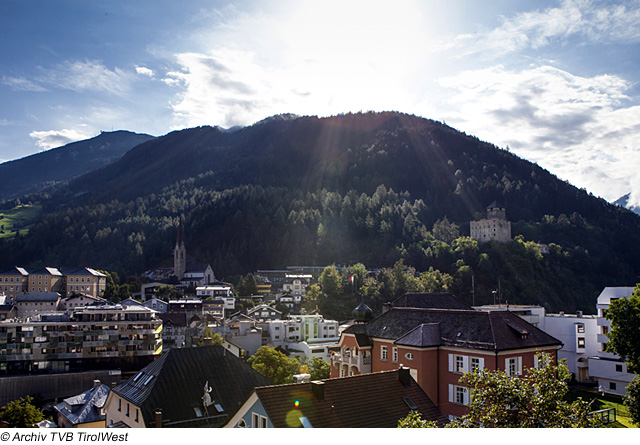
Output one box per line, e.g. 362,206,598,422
2,0,640,206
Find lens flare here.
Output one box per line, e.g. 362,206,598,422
294,400,300,407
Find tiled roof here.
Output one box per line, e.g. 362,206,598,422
391,292,471,310
158,312,188,327
346,307,561,352
111,345,272,427
54,383,110,426
253,369,448,428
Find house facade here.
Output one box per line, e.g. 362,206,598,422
331,293,561,420
0,267,29,303
61,268,107,298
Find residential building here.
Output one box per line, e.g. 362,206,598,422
142,297,168,313
104,345,272,428
54,380,110,428
331,293,561,420
474,304,599,382
62,294,108,310
28,267,63,293
246,304,282,322
588,287,638,395
0,304,162,374
14,292,61,318
470,201,512,243
282,275,311,297
225,315,263,356
196,283,234,309
0,267,29,303
224,368,447,428
268,314,339,345
61,268,107,298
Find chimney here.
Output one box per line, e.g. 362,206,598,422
154,410,162,428
382,302,392,314
576,310,583,318
311,381,325,401
398,366,411,388
294,373,311,383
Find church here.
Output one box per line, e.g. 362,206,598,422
173,219,215,287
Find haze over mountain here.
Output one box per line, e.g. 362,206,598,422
2,112,639,313
0,131,155,201
613,193,640,216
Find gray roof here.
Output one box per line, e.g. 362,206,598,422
15,292,61,303
111,345,272,427
29,267,62,276
345,307,561,352
54,383,110,426
61,267,107,277
0,267,28,276
395,323,441,347
391,293,471,310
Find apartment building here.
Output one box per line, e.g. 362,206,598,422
0,267,29,303
61,268,107,298
331,293,561,420
0,304,162,375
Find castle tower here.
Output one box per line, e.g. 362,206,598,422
470,201,511,243
174,218,186,280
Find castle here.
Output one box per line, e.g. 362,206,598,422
470,201,512,243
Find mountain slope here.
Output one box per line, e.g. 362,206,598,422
613,193,640,215
2,112,639,313
0,130,155,201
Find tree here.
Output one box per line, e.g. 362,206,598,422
0,396,45,427
318,265,341,298
248,346,300,385
604,285,640,373
451,353,595,428
432,217,459,244
625,376,640,426
397,411,437,428
308,356,330,381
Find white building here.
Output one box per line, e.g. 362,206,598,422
196,283,235,310
281,275,311,297
268,314,339,345
587,287,638,395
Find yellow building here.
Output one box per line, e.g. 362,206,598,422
0,267,29,304
62,268,107,298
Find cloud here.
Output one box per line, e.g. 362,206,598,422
449,0,640,57
1,76,47,92
38,60,134,96
29,128,95,150
135,66,155,77
437,65,640,202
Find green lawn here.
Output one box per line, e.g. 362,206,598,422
0,203,42,238
569,388,636,428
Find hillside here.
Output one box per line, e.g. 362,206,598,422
1,112,639,313
0,130,155,201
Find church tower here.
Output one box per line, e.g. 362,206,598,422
174,218,186,280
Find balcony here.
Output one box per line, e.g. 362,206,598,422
332,352,371,374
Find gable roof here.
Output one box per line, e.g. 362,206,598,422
0,267,28,276
15,292,60,303
250,369,447,428
111,345,272,427
346,307,561,352
54,382,110,426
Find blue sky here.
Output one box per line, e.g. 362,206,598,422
2,0,640,206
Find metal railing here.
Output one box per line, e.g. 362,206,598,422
588,408,616,425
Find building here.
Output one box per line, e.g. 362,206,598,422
173,219,187,280
225,315,263,356
14,292,61,318
331,293,561,420
588,287,638,395
470,201,512,243
0,267,29,303
474,304,599,382
196,283,234,310
268,314,339,345
142,297,168,313
62,294,108,310
281,275,311,297
104,345,272,428
0,304,162,374
28,267,64,293
61,268,107,298
246,304,282,322
224,368,447,428
54,380,110,428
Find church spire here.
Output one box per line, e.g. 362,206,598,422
174,217,186,280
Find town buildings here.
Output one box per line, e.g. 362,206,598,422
104,345,272,428
331,293,561,420
0,304,162,374
225,368,447,428
470,201,512,243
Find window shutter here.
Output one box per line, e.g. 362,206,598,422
462,356,469,373
533,354,539,370
448,384,454,403
517,356,522,375
478,357,484,370
463,388,470,406
504,358,509,372
448,354,454,372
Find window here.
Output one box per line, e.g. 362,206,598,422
126,403,130,417
381,345,388,361
577,338,585,349
237,419,247,428
449,384,469,406
118,399,121,412
455,386,466,405
392,347,398,363
135,409,139,422
471,357,480,371
610,382,617,390
616,364,623,372
405,353,414,360
455,355,465,373
506,357,522,376
252,413,259,428
577,324,585,333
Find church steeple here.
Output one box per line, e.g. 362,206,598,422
174,218,186,280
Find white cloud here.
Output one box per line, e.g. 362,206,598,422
39,60,134,96
1,75,47,92
450,0,640,57
29,128,95,150
437,65,640,202
135,66,154,77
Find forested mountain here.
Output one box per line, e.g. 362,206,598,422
0,130,155,201
1,112,639,313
